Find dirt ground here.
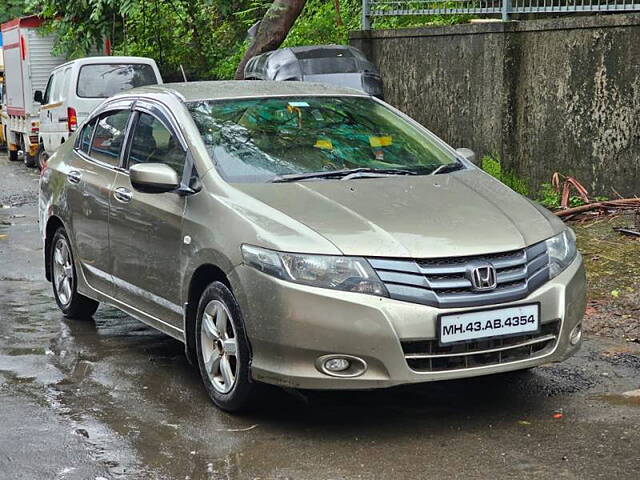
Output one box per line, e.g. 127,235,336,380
573,214,640,342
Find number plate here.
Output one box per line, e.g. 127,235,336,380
439,303,540,345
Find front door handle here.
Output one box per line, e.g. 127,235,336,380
67,171,81,184
113,187,133,203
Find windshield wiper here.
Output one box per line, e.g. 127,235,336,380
270,167,419,183
431,160,464,175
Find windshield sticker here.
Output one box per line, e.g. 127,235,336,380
314,139,333,150
369,136,393,148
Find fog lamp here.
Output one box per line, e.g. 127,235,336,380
324,358,350,372
570,323,582,346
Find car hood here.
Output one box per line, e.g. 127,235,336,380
232,170,563,258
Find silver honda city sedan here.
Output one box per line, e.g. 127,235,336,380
39,81,587,411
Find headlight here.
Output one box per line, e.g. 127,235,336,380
241,245,388,297
546,229,577,278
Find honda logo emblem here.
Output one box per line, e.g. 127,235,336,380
467,262,497,291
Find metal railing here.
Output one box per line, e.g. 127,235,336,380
362,0,640,27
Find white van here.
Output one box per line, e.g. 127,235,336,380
35,56,163,167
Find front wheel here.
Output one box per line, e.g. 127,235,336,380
196,282,256,412
8,147,19,162
51,228,99,319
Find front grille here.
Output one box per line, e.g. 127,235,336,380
368,242,549,308
402,321,560,372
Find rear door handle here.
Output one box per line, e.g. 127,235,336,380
113,187,133,203
67,171,81,184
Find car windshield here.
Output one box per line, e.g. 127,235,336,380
188,96,459,183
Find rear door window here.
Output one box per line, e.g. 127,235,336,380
78,118,97,154
127,112,185,177
89,110,131,167
77,64,158,98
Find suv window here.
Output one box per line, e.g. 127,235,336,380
128,112,185,176
89,110,131,167
78,118,97,154
77,64,158,99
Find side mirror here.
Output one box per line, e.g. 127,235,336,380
130,163,179,194
34,90,44,104
456,147,477,165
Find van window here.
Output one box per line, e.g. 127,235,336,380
89,110,131,167
43,72,58,105
76,64,158,99
127,112,185,176
43,77,52,105
50,68,68,102
55,67,72,101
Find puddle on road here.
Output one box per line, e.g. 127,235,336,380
597,393,640,407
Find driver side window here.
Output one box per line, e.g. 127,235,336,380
43,73,56,105
127,112,186,178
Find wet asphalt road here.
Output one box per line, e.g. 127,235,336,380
1,153,639,480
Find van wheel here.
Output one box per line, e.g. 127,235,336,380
51,228,99,319
196,282,256,412
8,148,19,162
38,145,49,171
24,150,37,168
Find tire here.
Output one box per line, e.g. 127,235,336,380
195,282,256,412
8,148,19,162
37,144,49,171
50,227,99,319
24,150,37,168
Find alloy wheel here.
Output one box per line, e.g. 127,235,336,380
200,300,238,394
53,238,74,307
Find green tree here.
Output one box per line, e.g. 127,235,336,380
1,0,30,24
27,0,471,81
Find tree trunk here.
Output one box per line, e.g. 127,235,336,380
333,0,343,26
234,0,307,80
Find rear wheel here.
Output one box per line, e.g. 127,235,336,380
20,135,36,168
37,144,49,171
196,282,256,412
24,150,37,168
8,146,19,162
51,228,99,319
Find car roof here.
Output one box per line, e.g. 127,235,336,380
54,56,158,71
118,80,370,102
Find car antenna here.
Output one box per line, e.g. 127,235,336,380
180,64,188,82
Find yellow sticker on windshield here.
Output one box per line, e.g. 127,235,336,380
369,136,392,148
314,139,333,150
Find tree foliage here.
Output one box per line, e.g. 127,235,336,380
24,0,470,81
0,0,30,25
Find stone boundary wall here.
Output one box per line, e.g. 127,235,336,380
350,14,640,196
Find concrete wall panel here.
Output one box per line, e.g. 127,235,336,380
351,14,640,195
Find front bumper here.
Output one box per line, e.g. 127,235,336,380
229,254,586,390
